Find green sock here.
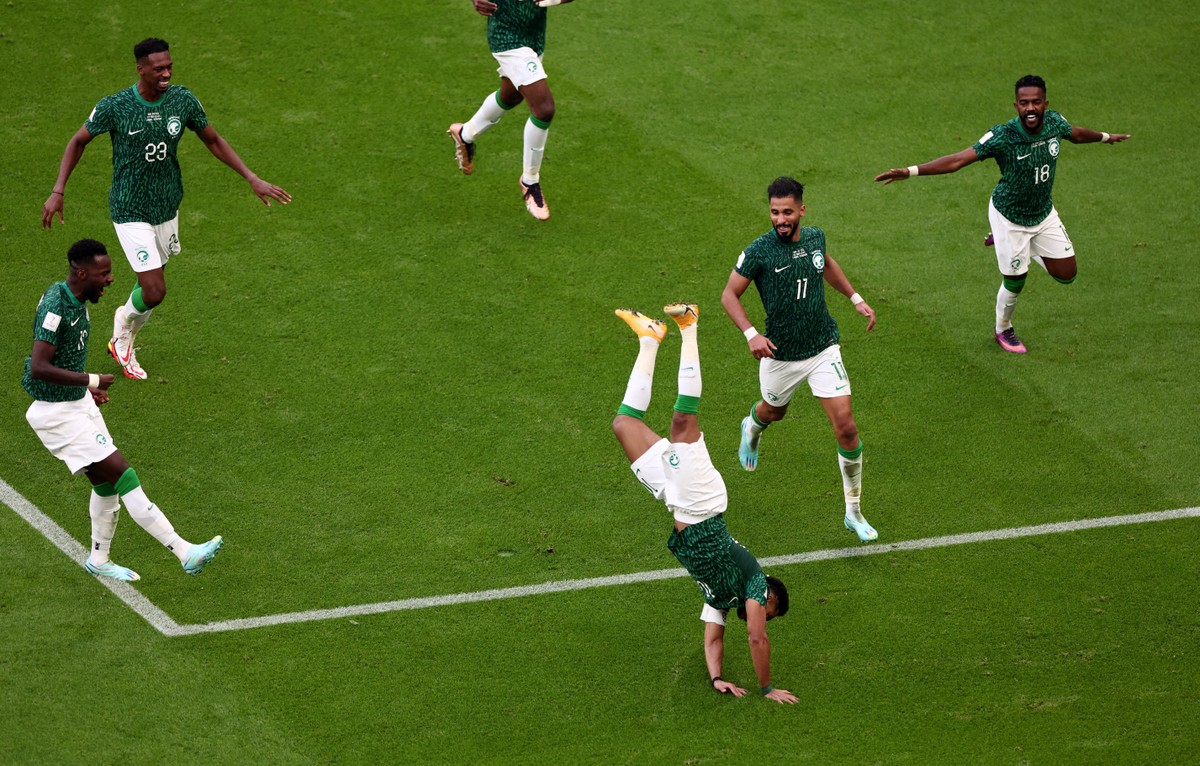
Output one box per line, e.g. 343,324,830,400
616,404,646,419
673,395,700,415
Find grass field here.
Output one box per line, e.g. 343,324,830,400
2,1,1198,763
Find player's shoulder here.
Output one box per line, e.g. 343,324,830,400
1045,109,1071,129
800,225,826,240
746,230,779,253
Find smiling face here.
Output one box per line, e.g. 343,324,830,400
137,50,173,96
1014,85,1048,134
769,195,806,243
76,254,115,303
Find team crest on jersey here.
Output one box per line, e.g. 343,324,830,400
95,434,108,446
668,451,680,467
136,249,150,264
167,117,182,137
812,251,825,270
1048,138,1060,157
526,61,539,73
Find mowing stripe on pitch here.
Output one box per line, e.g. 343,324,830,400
3,477,1197,637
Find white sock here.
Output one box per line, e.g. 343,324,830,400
677,325,701,398
87,490,121,566
746,404,766,437
123,295,152,334
839,448,863,517
995,284,1020,333
522,118,549,185
462,91,509,143
621,336,660,412
121,486,191,563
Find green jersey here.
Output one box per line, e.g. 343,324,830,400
735,226,839,361
84,84,209,225
487,0,548,55
972,110,1073,226
22,282,90,403
667,515,768,611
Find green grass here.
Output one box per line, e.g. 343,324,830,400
2,1,1198,763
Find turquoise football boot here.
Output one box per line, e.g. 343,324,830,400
182,536,224,576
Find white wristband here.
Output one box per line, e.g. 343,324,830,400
849,292,864,305
1100,132,1110,143
907,165,919,177
88,373,100,389
743,326,760,342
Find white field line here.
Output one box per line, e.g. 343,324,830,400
3,477,1197,637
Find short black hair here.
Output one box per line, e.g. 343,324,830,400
735,575,790,621
1015,74,1046,97
765,575,789,618
134,38,170,60
67,239,108,268
767,176,805,203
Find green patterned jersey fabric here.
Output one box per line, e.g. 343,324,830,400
735,226,840,361
84,84,209,225
972,110,1073,226
487,0,548,55
667,515,769,611
22,282,89,403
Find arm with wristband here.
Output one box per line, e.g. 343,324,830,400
874,146,981,185
821,253,876,332
704,620,747,697
1067,125,1131,145
721,269,778,360
744,599,797,704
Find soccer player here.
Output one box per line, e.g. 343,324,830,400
42,37,291,380
874,74,1130,354
447,0,575,221
612,302,797,704
23,239,223,582
721,177,879,543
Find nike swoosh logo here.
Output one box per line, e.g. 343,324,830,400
128,128,144,135
835,384,848,391
1017,153,1032,160
774,265,791,273
70,316,81,326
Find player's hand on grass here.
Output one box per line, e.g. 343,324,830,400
250,178,292,207
748,334,777,360
714,679,747,697
764,687,798,705
855,299,877,332
472,0,498,16
873,168,911,185
42,193,65,229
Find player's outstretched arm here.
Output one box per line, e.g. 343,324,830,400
42,125,95,229
196,125,292,207
1068,126,1132,145
722,270,777,359
704,621,747,697
822,255,876,332
874,147,980,185
744,599,797,705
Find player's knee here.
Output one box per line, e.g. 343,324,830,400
140,283,166,307
760,402,787,423
532,98,555,124
835,420,859,446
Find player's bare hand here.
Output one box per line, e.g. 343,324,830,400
536,0,564,6
748,334,777,360
472,0,498,16
42,194,65,229
764,687,798,705
1104,133,1132,144
714,680,747,697
873,168,911,185
855,300,876,332
97,373,115,391
250,178,291,207
90,388,109,405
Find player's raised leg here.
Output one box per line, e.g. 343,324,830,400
448,89,519,175
517,78,554,220
613,309,668,463
664,303,702,444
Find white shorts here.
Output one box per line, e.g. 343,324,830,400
760,344,850,406
493,47,548,89
988,200,1074,277
629,434,728,524
113,215,181,273
26,396,117,475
